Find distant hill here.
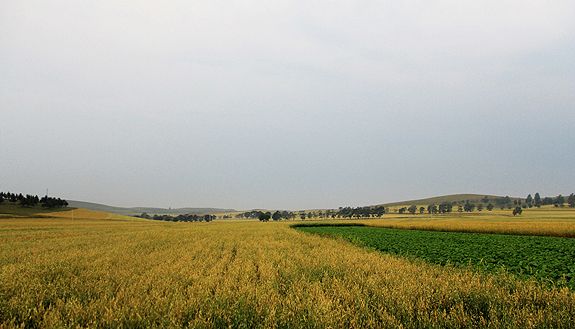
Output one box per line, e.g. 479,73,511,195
379,194,522,208
67,200,235,216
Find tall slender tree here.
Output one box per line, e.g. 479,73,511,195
526,194,533,207
534,193,542,208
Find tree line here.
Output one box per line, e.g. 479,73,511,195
525,193,575,208
396,193,574,217
236,206,388,221
0,191,68,208
136,213,216,222
138,192,575,223
236,210,297,221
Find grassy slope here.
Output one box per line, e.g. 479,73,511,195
379,193,519,208
302,193,522,213
1,210,575,327
67,200,236,216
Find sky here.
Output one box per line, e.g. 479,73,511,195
1,0,574,210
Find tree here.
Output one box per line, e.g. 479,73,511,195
542,197,554,206
398,207,407,214
408,205,417,215
463,202,475,212
258,212,271,221
568,193,575,208
427,204,438,214
272,211,282,221
512,206,523,216
299,212,306,220
438,202,452,213
526,194,533,207
140,212,151,219
374,206,386,217
419,207,425,215
477,204,483,211
486,203,494,211
555,195,565,207
534,193,541,208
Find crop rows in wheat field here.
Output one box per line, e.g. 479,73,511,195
295,224,575,289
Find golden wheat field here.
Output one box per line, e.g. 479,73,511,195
361,207,575,237
1,208,575,328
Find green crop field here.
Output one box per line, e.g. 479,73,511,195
295,225,575,289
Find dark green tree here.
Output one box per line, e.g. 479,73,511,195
526,194,533,207
534,193,541,208
272,211,282,221
140,212,151,219
258,212,271,221
463,202,475,212
438,202,452,213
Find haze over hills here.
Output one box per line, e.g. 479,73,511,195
66,200,236,216
69,194,524,215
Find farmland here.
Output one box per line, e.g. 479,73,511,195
362,206,575,237
295,225,575,289
1,208,575,328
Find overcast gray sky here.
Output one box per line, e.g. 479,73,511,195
1,0,574,210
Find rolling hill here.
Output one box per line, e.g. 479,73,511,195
377,194,522,208
67,200,235,216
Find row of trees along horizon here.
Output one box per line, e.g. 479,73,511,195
0,191,68,208
237,193,575,221
398,193,575,216
136,213,216,222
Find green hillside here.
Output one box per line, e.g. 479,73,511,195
379,194,521,207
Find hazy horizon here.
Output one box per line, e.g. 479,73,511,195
1,1,574,210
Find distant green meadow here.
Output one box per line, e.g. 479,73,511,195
295,225,575,289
